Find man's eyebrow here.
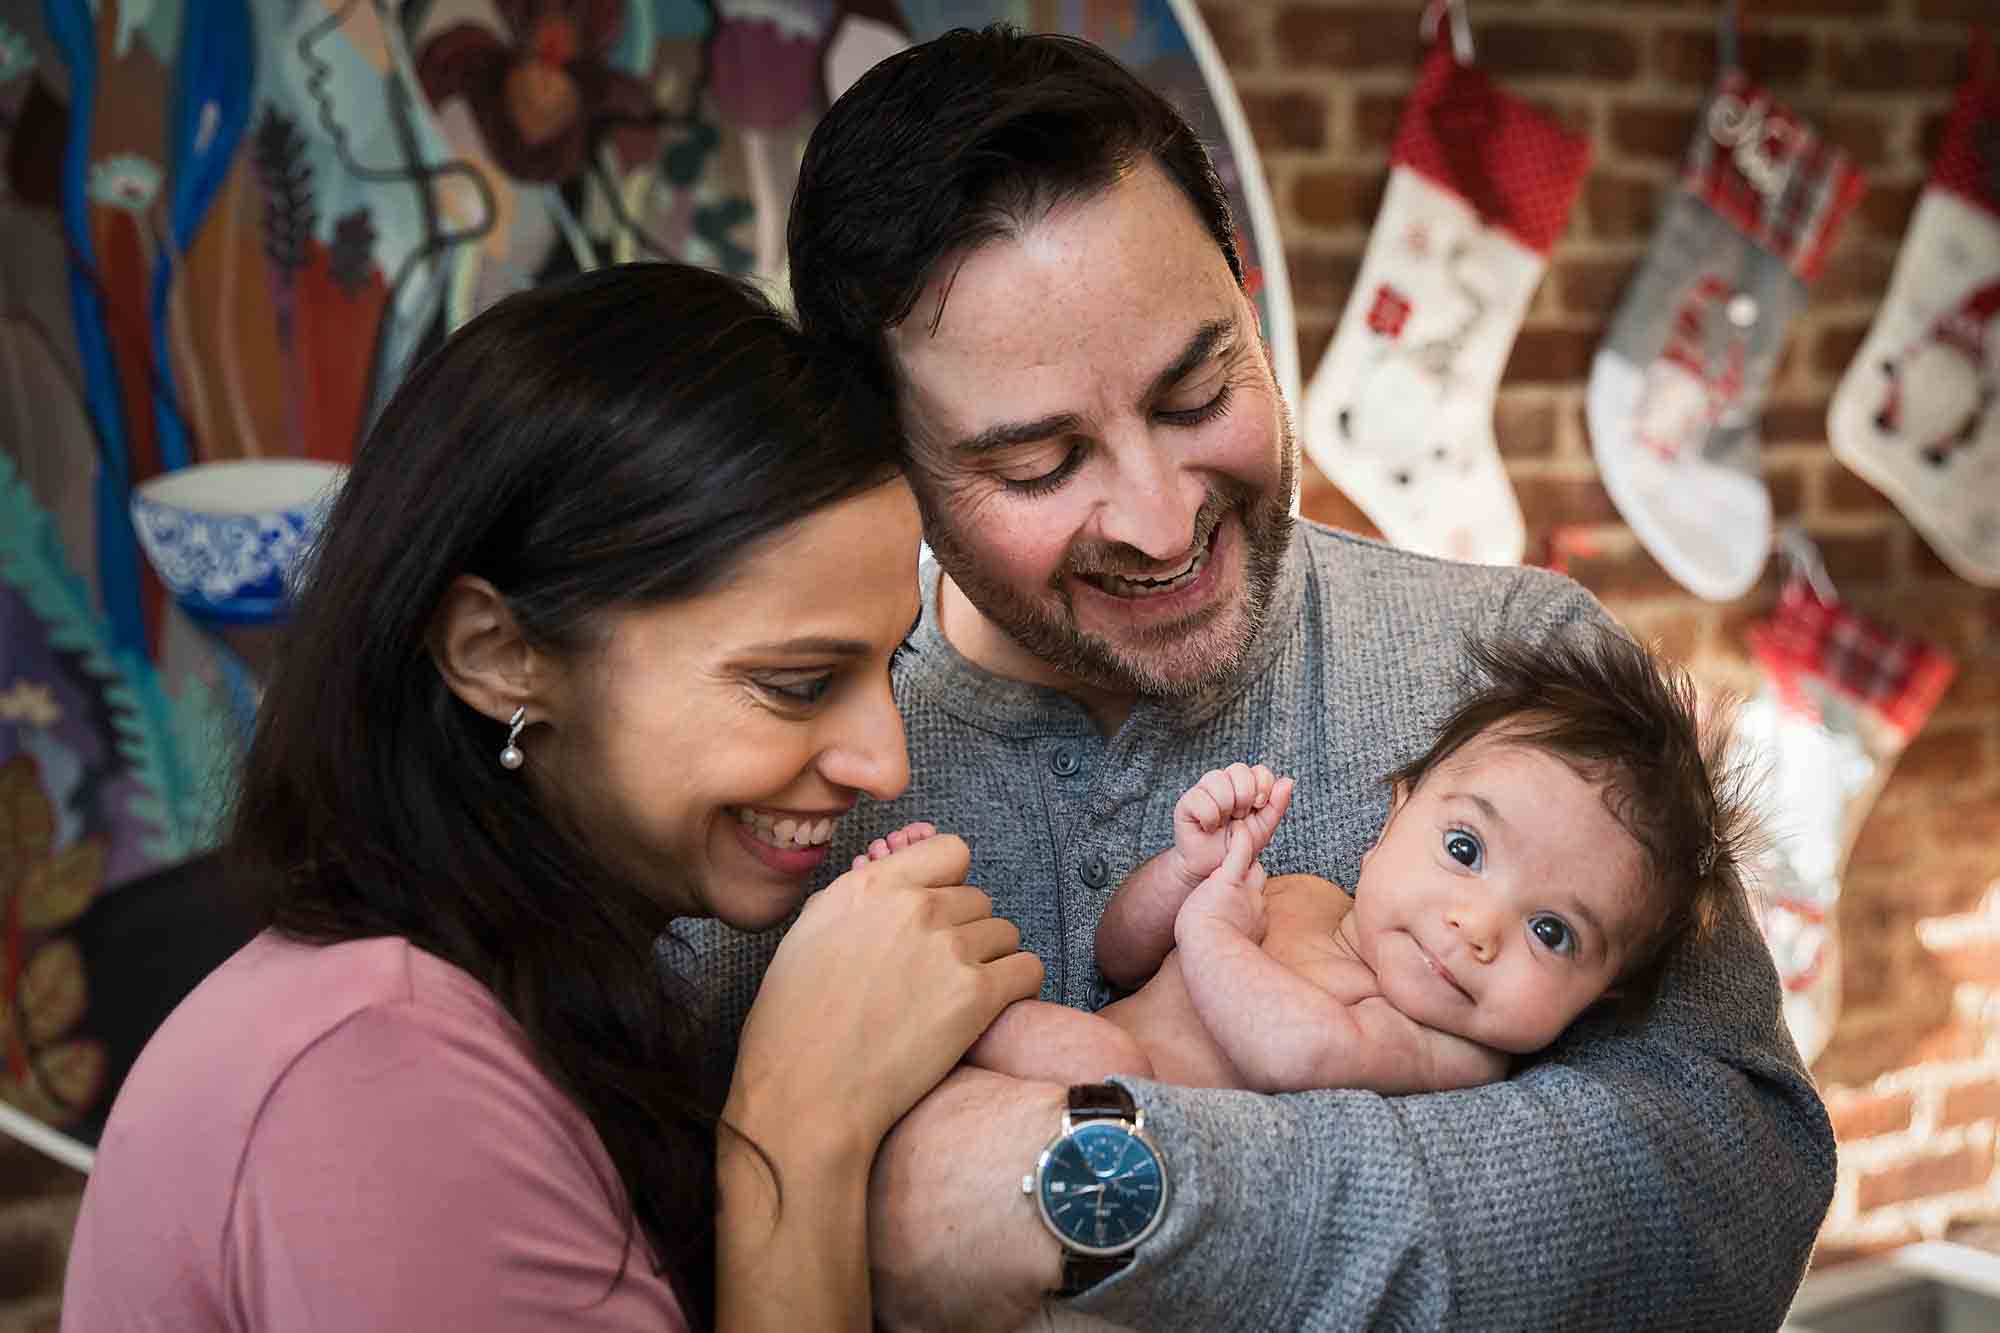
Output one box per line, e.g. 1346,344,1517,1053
1145,317,1239,402
945,317,1241,456
952,412,1086,456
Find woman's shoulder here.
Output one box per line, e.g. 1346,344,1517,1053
104,931,558,1151
85,935,485,1190
69,932,689,1330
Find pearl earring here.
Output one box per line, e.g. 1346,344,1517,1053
499,707,526,771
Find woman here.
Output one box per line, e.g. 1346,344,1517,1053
61,263,1042,1330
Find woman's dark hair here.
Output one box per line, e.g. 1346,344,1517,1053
787,23,1243,400
231,261,901,1324
1385,628,1763,1027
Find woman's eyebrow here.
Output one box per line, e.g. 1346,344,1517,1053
737,636,873,657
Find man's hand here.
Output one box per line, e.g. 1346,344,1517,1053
869,1066,1067,1332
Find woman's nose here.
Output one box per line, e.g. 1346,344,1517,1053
820,681,910,801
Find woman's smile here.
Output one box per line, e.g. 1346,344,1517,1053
730,804,847,851
726,804,851,878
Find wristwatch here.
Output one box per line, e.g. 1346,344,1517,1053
1022,1083,1169,1297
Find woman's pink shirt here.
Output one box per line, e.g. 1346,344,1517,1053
62,931,691,1331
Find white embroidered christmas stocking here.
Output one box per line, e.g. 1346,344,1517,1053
1740,570,1956,1064
1302,38,1589,566
1587,71,1863,602
1828,44,2000,587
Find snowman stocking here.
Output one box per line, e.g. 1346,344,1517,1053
1828,39,2000,586
1301,35,1590,565
1588,72,1863,602
1739,563,1956,1063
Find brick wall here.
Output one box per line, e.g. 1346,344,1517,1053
1209,0,2000,1265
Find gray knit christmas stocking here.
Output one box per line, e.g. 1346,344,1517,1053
1587,70,1862,601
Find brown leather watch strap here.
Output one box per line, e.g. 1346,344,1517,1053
1066,1082,1136,1119
1058,1252,1133,1298
1054,1083,1143,1298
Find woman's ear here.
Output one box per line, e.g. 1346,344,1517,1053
428,575,549,725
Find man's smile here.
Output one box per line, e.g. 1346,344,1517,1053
1076,525,1219,598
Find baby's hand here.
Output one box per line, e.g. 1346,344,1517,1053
852,821,939,873
1171,764,1294,889
1178,822,1269,944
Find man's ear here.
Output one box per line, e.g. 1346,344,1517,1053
1244,274,1265,341
428,575,550,725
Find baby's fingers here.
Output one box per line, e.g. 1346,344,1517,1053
1245,776,1296,846
1219,762,1264,815
1177,774,1229,831
1220,821,1259,882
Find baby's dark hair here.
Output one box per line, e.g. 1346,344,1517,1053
1384,627,1760,1026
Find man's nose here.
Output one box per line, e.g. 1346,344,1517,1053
1098,437,1201,562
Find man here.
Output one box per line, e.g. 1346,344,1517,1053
685,26,1835,1331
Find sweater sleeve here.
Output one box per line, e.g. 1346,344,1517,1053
1080,900,1835,1330
223,1000,691,1332
1073,567,1837,1330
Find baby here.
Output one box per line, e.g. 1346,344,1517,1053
868,629,1756,1095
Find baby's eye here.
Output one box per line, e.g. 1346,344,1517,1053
1443,830,1481,869
1530,915,1576,957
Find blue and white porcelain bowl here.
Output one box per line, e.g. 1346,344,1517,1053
129,460,347,626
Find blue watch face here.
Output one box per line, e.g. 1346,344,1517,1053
1036,1121,1166,1255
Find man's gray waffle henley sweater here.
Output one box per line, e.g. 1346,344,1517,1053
677,521,1836,1331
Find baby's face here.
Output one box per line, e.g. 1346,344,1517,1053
1349,734,1651,1054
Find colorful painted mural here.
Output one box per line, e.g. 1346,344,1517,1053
0,0,1290,1157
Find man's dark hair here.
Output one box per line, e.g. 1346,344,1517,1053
787,23,1243,400
1384,628,1762,1027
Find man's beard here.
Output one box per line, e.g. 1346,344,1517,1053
922,429,1298,699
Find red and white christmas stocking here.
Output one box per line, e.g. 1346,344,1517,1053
1828,36,2000,587
1301,32,1589,566
1588,72,1863,602
1740,563,1955,1063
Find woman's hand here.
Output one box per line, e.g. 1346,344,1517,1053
719,834,1039,1333
727,833,1044,1163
